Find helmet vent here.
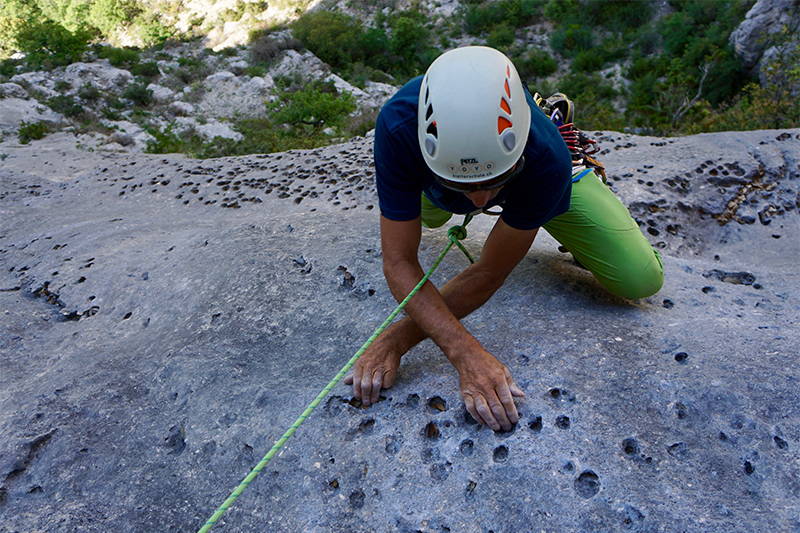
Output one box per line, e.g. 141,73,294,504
504,79,510,98
497,117,512,134
424,137,437,157
501,130,516,151
425,104,433,121
426,121,438,137
500,97,511,115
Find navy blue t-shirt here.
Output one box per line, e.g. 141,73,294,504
374,76,572,230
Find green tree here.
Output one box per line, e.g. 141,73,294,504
88,0,141,35
269,81,356,129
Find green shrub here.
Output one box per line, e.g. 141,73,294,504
134,13,173,46
47,95,84,118
572,49,605,72
15,21,90,68
131,61,160,78
513,49,557,79
550,24,594,57
0,59,17,77
269,81,356,129
98,46,140,67
291,11,365,70
122,83,152,106
244,65,266,77
175,56,210,83
544,0,652,30
387,10,433,69
249,32,302,65
18,121,50,144
486,24,515,49
78,84,101,101
464,0,541,36
88,0,141,35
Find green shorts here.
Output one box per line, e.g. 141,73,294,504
421,171,664,299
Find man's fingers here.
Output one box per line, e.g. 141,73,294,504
488,395,512,431
503,368,526,398
344,373,353,385
360,372,373,406
352,366,363,399
510,382,525,398
370,369,383,405
496,385,519,425
383,367,397,390
463,394,485,427
474,395,500,431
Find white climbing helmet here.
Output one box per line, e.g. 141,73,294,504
418,46,531,185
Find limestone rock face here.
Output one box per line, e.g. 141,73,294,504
173,116,243,141
61,61,135,92
0,98,62,135
0,83,28,99
730,0,800,71
100,120,155,151
1,127,799,532
146,83,176,104
9,71,59,99
195,71,276,118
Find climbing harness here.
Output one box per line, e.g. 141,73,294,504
197,214,475,532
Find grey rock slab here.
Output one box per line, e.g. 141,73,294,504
0,129,799,532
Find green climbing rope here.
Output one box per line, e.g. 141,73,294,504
197,215,475,532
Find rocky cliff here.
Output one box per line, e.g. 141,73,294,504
1,126,798,531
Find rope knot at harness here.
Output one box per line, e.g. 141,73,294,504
447,224,468,241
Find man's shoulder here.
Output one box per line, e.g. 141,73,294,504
377,76,423,135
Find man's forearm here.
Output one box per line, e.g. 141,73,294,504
382,261,504,360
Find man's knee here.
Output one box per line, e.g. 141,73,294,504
602,251,664,299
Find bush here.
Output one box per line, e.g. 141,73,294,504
550,24,594,57
291,11,365,71
98,46,140,67
134,13,173,46
131,61,160,78
122,83,152,106
78,84,101,101
249,32,302,65
486,24,515,49
269,80,356,129
15,21,90,68
88,0,141,36
572,49,605,72
18,121,50,144
0,59,17,77
464,0,541,36
175,56,210,83
513,49,557,79
47,95,84,118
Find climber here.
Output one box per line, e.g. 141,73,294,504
345,46,663,432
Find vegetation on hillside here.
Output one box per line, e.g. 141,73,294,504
1,0,798,157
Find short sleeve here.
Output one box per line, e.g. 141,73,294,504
373,114,423,221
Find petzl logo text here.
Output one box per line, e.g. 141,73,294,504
460,158,478,165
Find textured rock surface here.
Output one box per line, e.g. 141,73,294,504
195,72,276,118
0,98,63,135
730,0,800,72
0,128,799,532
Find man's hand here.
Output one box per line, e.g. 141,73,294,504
344,339,402,406
453,347,525,431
